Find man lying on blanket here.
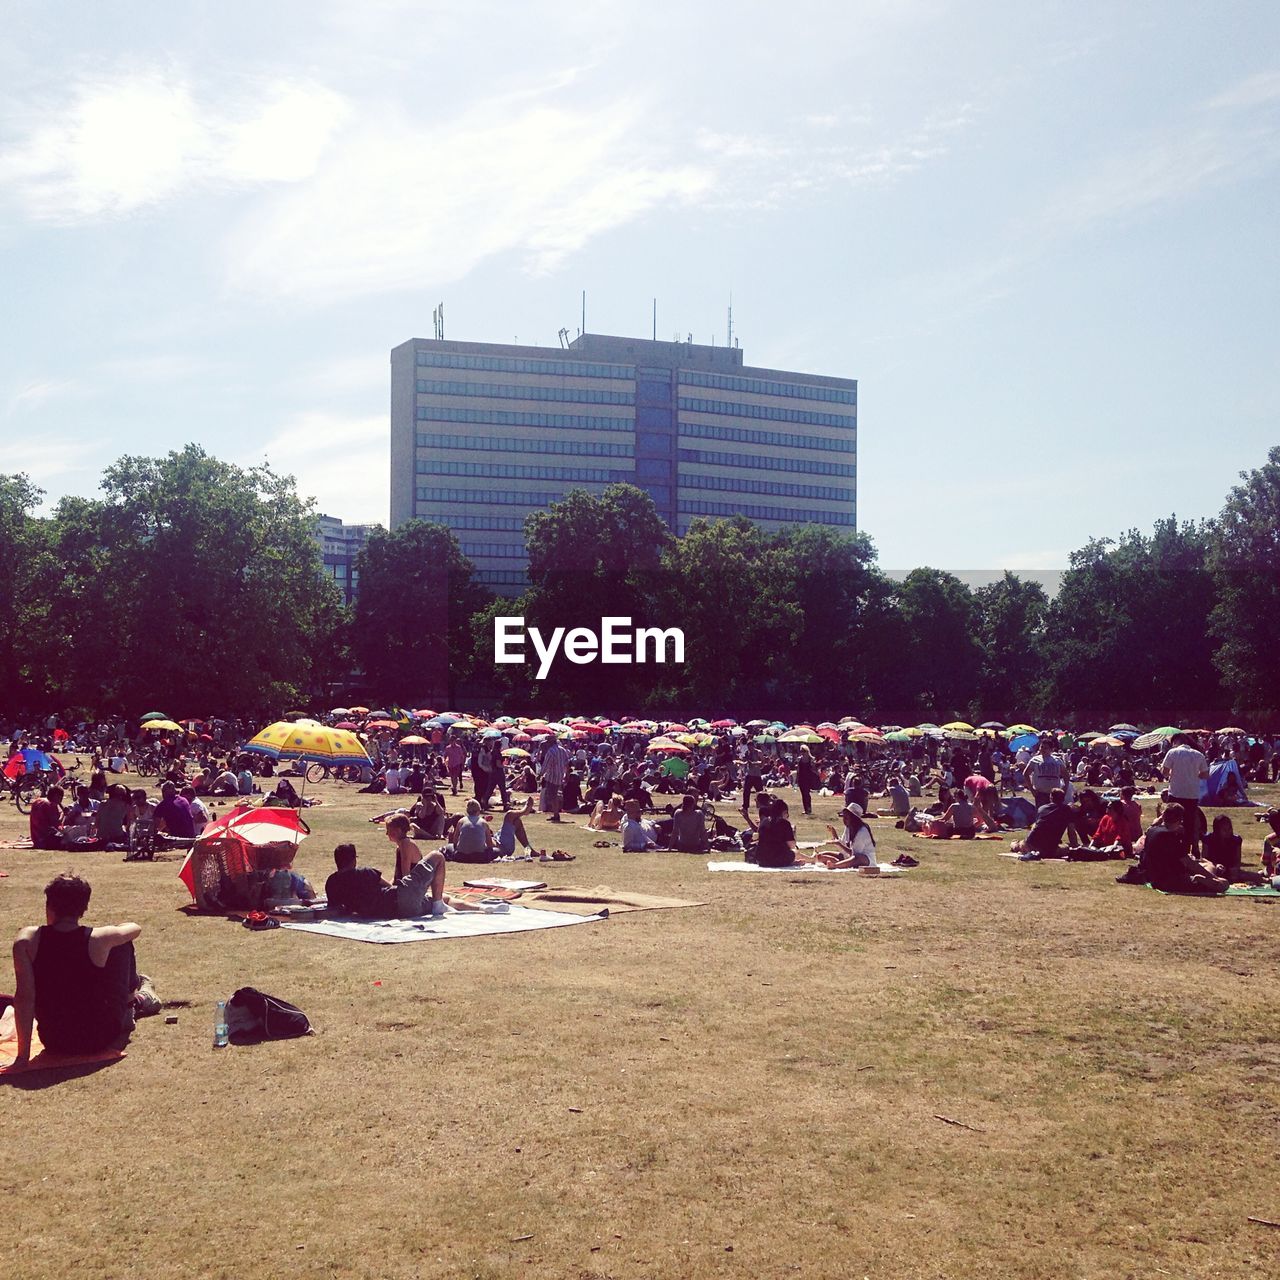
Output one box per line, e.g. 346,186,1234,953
6,874,160,1069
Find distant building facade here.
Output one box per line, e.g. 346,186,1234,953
390,332,857,592
315,514,376,605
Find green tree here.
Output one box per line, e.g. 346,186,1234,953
0,474,53,712
971,572,1049,721
893,569,981,721
352,520,492,706
1043,519,1221,725
43,446,344,716
767,525,901,720
518,484,672,710
1209,446,1280,721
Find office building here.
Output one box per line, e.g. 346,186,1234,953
390,332,856,591
315,514,376,605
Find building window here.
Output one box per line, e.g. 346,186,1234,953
415,350,634,379
678,396,855,429
679,420,853,454
680,473,854,502
415,433,632,458
679,368,856,405
417,379,635,406
415,408,633,433
677,448,856,477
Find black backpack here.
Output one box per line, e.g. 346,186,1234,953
225,986,313,1043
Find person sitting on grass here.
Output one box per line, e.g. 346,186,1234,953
1141,803,1227,895
153,780,196,840
496,809,537,859
668,793,710,853
1201,814,1267,885
5,873,160,1069
325,842,504,920
621,799,659,851
1089,798,1133,856
444,799,497,863
742,794,828,868
385,814,447,909
1010,788,1084,858
817,802,879,868
586,792,624,832
28,784,65,850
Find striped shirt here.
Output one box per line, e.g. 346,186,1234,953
540,743,569,785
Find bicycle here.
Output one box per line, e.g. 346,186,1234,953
6,768,51,814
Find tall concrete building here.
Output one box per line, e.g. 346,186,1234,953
315,514,376,605
390,333,856,592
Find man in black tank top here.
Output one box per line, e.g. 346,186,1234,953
8,874,149,1067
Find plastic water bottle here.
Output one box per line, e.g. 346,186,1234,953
213,999,229,1048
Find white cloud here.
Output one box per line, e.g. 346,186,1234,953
6,378,67,414
0,73,348,222
251,410,389,523
223,101,713,302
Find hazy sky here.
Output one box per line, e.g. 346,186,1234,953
3,0,1277,571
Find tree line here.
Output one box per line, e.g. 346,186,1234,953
3,444,1277,724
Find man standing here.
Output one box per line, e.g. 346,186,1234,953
539,738,570,823
1161,733,1210,857
1023,737,1067,809
7,874,157,1068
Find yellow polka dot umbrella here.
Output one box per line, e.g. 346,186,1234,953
246,720,372,769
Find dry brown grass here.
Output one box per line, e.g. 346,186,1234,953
2,766,1279,1279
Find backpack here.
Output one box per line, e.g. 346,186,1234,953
225,986,313,1043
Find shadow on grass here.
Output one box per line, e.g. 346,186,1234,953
1,1057,124,1090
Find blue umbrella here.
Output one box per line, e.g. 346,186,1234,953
1010,733,1038,752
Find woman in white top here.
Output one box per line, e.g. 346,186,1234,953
817,803,878,869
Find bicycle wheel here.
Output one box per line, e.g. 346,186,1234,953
305,763,325,784
14,784,35,815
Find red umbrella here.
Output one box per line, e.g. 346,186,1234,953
334,720,359,730
710,719,737,728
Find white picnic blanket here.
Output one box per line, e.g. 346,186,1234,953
281,904,605,945
706,861,903,875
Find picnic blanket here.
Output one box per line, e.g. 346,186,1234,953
707,861,903,875
280,904,606,945
0,839,34,850
912,831,1005,841
524,884,706,914
0,1005,126,1076
461,878,548,892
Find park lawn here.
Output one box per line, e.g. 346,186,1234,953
2,767,1279,1279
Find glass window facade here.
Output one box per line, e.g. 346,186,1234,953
680,473,855,502
416,487,583,506
678,396,854,428
418,379,634,405
680,369,856,404
419,461,633,483
416,350,633,379
417,433,633,458
678,420,851,453
678,498,856,526
416,408,633,432
678,448,855,477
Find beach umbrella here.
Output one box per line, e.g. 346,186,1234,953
199,803,311,846
244,720,372,769
884,731,912,743
1110,729,1139,740
941,721,974,732
944,729,979,742
482,727,505,738
746,719,769,728
139,711,169,722
648,741,690,754
142,719,185,733
1006,723,1037,734
816,726,841,741
778,730,822,744
710,719,737,728
1108,723,1139,734
365,719,398,730
752,734,775,744
333,720,359,731
1217,726,1246,735
1152,726,1180,736
330,707,351,717
1010,733,1038,752
1130,731,1169,751
502,747,531,758
1077,731,1103,741
399,735,428,746
979,721,1006,731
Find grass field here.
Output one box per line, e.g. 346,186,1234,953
2,767,1279,1279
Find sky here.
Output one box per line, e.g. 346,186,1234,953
2,0,1278,573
